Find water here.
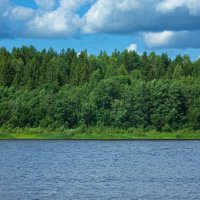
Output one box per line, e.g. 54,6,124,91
0,141,200,200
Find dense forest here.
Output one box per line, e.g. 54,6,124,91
0,46,200,132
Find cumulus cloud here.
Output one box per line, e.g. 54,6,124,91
25,0,94,38
143,31,200,48
143,31,174,48
27,0,91,38
34,0,56,11
83,0,200,48
83,0,200,33
157,0,200,16
1,0,200,49
83,0,142,34
59,0,86,11
0,0,92,39
27,8,82,38
10,6,34,20
127,43,138,52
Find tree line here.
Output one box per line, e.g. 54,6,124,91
0,46,200,131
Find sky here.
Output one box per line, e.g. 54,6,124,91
0,0,200,59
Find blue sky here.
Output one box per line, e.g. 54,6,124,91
1,0,200,59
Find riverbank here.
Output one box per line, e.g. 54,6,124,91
0,127,200,140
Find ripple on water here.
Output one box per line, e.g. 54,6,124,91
0,141,200,200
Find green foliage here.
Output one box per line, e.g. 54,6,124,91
0,46,199,131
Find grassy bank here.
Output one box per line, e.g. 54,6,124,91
0,127,200,140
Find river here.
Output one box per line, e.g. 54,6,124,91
0,141,199,200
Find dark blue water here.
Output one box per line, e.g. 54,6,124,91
0,141,200,200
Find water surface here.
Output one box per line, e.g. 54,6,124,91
0,141,200,200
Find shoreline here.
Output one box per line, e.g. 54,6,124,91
0,128,200,140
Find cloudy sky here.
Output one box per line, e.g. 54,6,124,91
1,0,200,59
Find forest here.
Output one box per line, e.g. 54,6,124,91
0,46,200,133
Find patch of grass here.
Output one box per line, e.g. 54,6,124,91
0,127,200,140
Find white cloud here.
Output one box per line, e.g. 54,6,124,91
1,0,200,49
143,31,200,48
82,0,200,48
127,43,138,52
10,6,34,21
27,8,82,38
60,0,83,10
25,0,94,38
34,0,56,11
143,31,174,48
0,0,85,39
83,0,200,34
83,0,141,34
116,0,139,11
157,0,200,16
